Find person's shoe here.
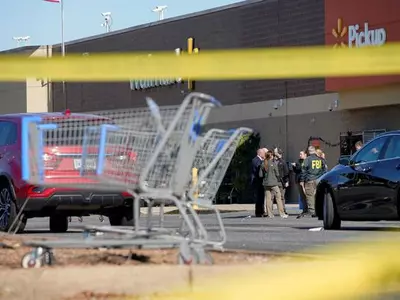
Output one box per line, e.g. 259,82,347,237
280,214,288,219
303,212,315,218
296,212,306,219
267,214,274,218
296,211,311,219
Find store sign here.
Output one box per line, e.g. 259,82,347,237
348,23,386,47
129,49,182,91
130,78,181,90
332,18,387,48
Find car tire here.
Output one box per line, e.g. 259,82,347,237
323,192,341,230
49,215,69,233
109,207,134,226
0,181,26,233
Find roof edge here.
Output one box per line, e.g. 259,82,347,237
53,0,267,47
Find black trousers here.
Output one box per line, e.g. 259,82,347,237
253,183,265,216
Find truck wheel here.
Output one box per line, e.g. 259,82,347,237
49,215,69,233
323,192,341,230
0,181,26,233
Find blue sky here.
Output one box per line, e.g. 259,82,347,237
3,0,240,51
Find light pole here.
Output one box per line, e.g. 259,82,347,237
44,0,66,109
60,0,67,109
13,36,30,47
101,12,113,33
152,6,167,20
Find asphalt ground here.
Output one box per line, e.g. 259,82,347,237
20,206,400,254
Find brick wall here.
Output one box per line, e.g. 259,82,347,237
52,0,326,112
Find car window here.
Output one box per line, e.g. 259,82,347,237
353,137,387,164
0,121,17,146
383,135,400,160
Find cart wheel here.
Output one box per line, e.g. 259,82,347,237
21,252,43,269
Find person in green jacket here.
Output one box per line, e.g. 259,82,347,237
259,151,288,219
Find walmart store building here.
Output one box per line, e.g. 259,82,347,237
2,0,400,166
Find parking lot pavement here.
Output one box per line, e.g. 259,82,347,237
21,205,400,254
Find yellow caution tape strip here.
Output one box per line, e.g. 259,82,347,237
2,43,400,81
132,240,400,300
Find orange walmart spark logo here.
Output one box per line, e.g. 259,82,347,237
332,18,347,48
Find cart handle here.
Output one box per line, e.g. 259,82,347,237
21,116,57,182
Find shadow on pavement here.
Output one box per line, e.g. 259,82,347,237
22,229,83,235
293,226,400,232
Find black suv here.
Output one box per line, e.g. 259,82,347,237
315,131,400,230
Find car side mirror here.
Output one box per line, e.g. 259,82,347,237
348,159,357,167
339,157,350,166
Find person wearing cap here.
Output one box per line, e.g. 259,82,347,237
298,146,326,218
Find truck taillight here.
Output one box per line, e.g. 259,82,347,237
43,153,58,169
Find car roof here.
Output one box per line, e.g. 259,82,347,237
0,112,110,121
379,130,400,136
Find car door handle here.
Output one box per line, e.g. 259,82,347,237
396,164,400,170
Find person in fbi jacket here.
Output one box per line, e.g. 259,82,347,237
298,146,327,218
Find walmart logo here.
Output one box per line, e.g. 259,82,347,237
332,18,347,48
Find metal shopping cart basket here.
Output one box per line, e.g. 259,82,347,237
18,92,225,268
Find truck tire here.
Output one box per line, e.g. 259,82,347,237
0,181,26,233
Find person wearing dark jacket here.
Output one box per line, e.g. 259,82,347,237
298,146,326,218
292,150,308,217
273,148,289,214
251,148,266,217
259,151,288,218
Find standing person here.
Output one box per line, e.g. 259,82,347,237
273,148,289,214
298,146,326,218
259,151,288,219
315,149,328,172
355,141,363,151
292,150,308,217
251,148,266,217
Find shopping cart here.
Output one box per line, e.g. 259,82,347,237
18,92,225,266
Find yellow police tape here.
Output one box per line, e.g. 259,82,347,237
2,43,400,81
130,240,400,300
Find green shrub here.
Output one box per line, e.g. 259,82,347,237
216,132,261,204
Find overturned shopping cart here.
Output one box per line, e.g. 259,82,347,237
19,92,252,268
